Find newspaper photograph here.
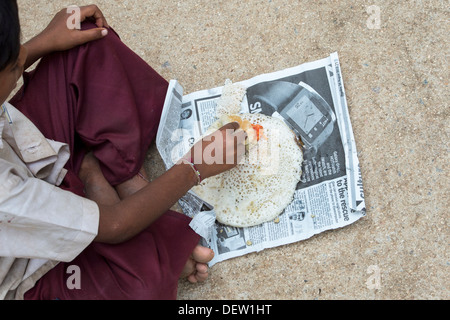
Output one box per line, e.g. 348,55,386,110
156,52,366,266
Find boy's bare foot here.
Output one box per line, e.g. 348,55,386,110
181,245,214,283
115,167,150,199
79,152,120,205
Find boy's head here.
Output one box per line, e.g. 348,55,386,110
0,0,20,72
0,0,26,104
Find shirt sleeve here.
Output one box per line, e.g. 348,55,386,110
0,162,99,262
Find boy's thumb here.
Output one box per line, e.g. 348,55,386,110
80,28,108,43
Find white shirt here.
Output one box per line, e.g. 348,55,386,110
0,102,99,300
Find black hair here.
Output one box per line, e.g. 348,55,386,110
0,0,21,72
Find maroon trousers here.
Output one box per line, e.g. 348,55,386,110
10,23,199,300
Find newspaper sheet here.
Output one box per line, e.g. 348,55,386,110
156,52,366,266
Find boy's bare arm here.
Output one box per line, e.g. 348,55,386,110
94,122,246,244
23,5,109,70
95,162,198,244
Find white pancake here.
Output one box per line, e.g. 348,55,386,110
193,113,303,227
215,79,246,116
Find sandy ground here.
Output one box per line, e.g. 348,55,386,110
17,0,448,299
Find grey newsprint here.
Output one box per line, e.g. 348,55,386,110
156,52,365,266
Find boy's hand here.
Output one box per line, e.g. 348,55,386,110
183,122,247,180
23,5,109,69
40,5,110,52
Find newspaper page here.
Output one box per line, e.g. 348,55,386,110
156,52,366,266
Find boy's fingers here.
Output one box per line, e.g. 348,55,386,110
80,4,109,28
220,121,240,132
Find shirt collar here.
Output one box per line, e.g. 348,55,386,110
1,102,13,124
